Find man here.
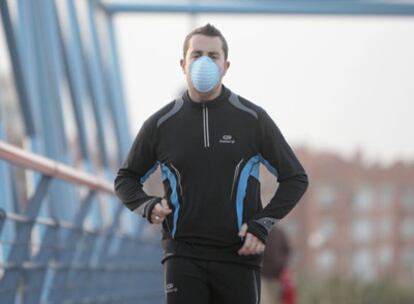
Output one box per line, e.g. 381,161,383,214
114,24,308,304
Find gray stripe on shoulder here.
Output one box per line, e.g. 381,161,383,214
157,97,184,128
228,92,258,119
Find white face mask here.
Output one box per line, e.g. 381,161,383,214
189,56,221,93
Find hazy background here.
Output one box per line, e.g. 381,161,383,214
1,4,414,303
115,14,414,165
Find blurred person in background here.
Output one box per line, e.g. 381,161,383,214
261,225,296,304
114,23,308,304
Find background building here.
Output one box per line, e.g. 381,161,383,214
274,147,414,285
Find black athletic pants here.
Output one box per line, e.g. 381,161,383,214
164,257,261,304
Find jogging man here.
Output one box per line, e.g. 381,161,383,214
114,24,308,304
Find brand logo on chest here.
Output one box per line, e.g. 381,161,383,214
219,134,236,144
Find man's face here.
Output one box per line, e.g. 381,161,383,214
180,34,230,92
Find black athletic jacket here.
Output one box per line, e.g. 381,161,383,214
114,85,308,268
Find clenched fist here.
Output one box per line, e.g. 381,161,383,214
150,199,172,224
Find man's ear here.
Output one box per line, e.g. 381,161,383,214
180,58,186,74
222,61,230,76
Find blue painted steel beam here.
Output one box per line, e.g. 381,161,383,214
25,176,53,218
0,0,35,135
40,0,70,158
19,176,53,304
84,0,112,168
102,1,414,16
0,209,5,235
28,0,77,224
60,0,93,162
28,0,66,160
17,0,46,160
0,96,13,263
0,93,13,215
105,15,131,161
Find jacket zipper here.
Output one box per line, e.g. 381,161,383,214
202,105,210,148
230,158,244,200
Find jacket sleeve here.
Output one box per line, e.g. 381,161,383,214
114,119,161,223
247,109,309,243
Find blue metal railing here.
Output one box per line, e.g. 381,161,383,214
0,141,164,303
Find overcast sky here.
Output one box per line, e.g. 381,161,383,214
114,14,414,165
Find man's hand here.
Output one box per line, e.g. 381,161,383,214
238,223,266,255
150,199,172,224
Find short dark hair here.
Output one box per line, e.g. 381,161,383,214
183,23,229,60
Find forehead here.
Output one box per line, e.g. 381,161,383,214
187,34,224,55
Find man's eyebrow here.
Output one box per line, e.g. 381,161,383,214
190,50,220,56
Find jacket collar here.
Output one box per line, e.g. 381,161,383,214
183,85,231,109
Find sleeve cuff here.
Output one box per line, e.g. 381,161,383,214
143,197,162,223
247,217,278,244
133,197,161,224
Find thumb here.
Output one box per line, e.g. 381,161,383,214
161,199,172,211
238,223,248,237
